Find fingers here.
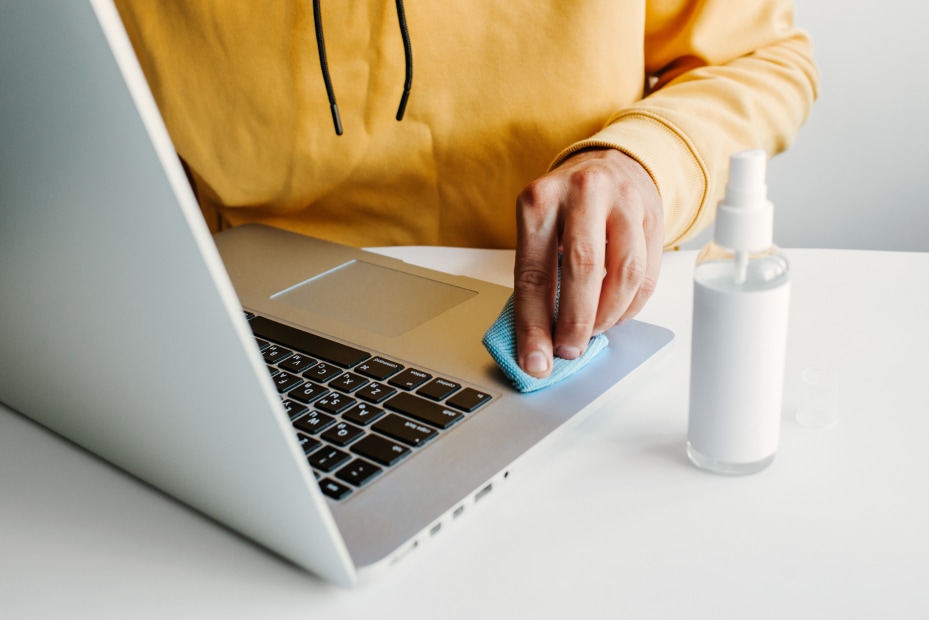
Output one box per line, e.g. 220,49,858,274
595,162,664,331
514,148,663,378
617,204,663,324
550,171,609,360
593,208,648,333
514,179,560,379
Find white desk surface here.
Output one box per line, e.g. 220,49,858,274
2,248,928,619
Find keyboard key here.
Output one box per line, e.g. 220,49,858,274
309,446,351,472
329,372,369,394
355,357,404,380
388,368,432,390
319,478,353,500
342,402,385,426
351,434,410,467
295,432,322,455
261,344,293,365
385,392,463,430
335,458,383,487
417,377,461,401
373,414,437,447
278,353,317,373
271,370,304,393
294,410,336,435
303,362,343,383
281,399,308,419
447,388,493,412
355,381,397,404
255,338,269,351
249,316,369,368
314,392,356,415
320,422,364,447
288,381,329,404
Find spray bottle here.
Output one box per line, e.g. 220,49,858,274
687,149,790,475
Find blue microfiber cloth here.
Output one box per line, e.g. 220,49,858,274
482,291,609,393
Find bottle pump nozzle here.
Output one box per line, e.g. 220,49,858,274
715,149,774,254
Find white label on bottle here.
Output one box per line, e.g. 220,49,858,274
687,279,790,464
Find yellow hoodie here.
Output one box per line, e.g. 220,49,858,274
115,0,818,249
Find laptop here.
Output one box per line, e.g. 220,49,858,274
0,0,674,586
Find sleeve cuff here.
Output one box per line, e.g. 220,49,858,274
548,111,712,248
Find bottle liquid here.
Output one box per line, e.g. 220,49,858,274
686,149,790,475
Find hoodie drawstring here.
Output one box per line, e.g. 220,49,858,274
311,0,342,135
394,0,413,121
311,0,413,135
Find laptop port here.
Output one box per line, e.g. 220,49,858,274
475,483,493,502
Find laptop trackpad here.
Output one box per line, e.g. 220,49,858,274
272,260,477,338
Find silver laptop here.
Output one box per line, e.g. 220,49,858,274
0,0,674,586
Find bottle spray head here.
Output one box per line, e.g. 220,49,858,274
725,149,767,207
715,149,774,253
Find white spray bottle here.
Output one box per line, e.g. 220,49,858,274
687,149,790,475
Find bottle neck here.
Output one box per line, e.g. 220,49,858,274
696,241,780,264
695,242,789,290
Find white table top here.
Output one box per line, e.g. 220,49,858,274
2,248,928,619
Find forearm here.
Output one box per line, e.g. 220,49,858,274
550,1,820,248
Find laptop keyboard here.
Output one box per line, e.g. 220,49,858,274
245,312,493,501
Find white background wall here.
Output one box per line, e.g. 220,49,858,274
685,1,929,251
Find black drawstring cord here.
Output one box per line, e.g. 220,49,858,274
312,0,343,135
311,0,413,135
395,0,413,121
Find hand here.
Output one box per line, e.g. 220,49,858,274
514,148,663,378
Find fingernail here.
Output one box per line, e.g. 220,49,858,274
524,351,550,374
555,345,581,360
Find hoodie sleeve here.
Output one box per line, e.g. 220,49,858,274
550,0,820,247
